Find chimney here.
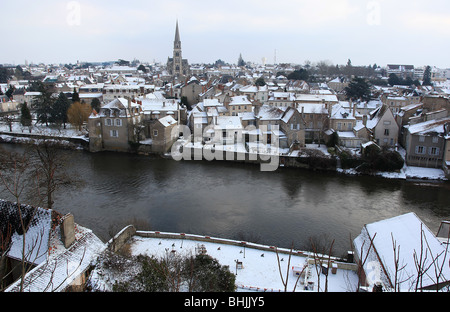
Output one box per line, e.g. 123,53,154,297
60,213,75,248
363,115,368,126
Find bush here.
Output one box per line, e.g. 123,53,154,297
102,252,236,292
357,147,404,173
183,254,236,292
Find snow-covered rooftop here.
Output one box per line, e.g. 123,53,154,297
354,212,450,291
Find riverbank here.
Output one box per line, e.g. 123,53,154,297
0,122,447,182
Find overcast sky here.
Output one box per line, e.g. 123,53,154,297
2,0,450,68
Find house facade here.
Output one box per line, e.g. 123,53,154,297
366,105,399,147
404,117,450,168
88,98,143,152
151,115,179,153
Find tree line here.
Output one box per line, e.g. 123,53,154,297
20,82,97,132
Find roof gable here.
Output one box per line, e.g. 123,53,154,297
0,200,52,265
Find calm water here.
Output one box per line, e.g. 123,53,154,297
1,143,450,256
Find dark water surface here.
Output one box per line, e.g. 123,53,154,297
1,143,449,256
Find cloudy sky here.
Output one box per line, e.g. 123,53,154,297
3,0,450,68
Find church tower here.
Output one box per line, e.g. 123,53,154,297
167,20,190,78
173,20,183,76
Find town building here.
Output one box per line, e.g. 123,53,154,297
403,116,450,168
1,200,105,292
88,98,143,152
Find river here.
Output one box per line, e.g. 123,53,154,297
1,143,449,256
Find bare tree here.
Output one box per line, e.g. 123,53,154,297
67,101,91,132
31,139,73,210
309,236,335,292
275,243,306,292
0,150,42,291
390,233,411,291
412,224,450,292
0,146,82,292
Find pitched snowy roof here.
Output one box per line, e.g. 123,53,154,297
330,103,355,120
256,105,284,121
406,117,450,136
229,96,252,106
1,200,52,265
157,115,177,127
297,103,328,114
6,224,105,292
214,116,243,129
141,99,179,112
354,212,450,290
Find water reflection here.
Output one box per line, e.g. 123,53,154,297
1,143,449,256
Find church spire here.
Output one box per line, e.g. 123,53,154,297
168,19,189,78
174,19,180,44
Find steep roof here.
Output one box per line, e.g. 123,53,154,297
406,117,450,136
0,200,53,265
354,212,450,290
157,115,178,127
256,105,285,121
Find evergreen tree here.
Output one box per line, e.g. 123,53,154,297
137,64,147,73
20,102,32,132
72,87,80,103
0,67,11,83
15,65,24,80
33,82,55,126
52,92,71,128
423,65,432,86
90,97,101,112
388,73,401,86
5,85,15,100
255,77,266,86
287,69,309,81
344,77,372,102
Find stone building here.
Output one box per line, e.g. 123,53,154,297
88,98,143,152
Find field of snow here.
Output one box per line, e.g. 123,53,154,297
125,233,359,292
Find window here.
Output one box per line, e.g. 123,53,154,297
110,130,118,138
432,137,439,144
153,130,158,137
115,119,122,126
429,147,440,155
416,146,426,154
337,122,342,130
105,118,112,126
384,129,390,136
419,136,425,142
383,121,391,125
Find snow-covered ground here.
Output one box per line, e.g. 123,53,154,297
0,121,88,140
90,232,360,292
